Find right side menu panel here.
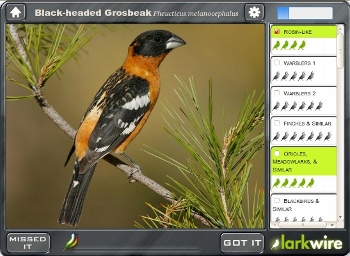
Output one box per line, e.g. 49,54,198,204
269,25,344,229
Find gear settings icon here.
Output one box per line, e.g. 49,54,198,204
249,6,261,18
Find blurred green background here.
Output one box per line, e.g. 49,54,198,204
6,24,265,228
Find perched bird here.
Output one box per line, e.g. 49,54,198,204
281,132,289,141
298,178,306,188
307,101,314,111
272,71,280,81
58,30,186,226
289,131,297,141
298,101,306,111
272,101,280,111
272,178,280,188
315,101,323,111
306,178,314,188
289,101,297,111
298,40,306,50
324,132,332,141
281,178,289,188
298,132,306,141
281,40,289,50
289,178,297,188
298,71,306,81
307,71,314,81
281,101,289,111
289,40,297,50
281,71,289,81
272,40,280,50
307,131,314,141
315,132,323,141
272,132,280,141
289,71,297,81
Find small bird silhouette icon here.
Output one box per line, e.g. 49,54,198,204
272,40,280,50
289,178,297,188
298,178,306,188
271,239,280,250
281,40,289,50
306,178,314,188
289,71,297,81
281,178,289,188
289,40,297,50
298,40,306,50
272,178,280,188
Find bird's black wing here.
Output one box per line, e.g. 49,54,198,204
76,68,151,170
89,71,150,153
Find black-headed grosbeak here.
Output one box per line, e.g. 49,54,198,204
58,30,186,226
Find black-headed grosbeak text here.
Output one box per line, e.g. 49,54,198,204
58,30,186,226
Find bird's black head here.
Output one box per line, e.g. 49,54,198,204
130,30,186,57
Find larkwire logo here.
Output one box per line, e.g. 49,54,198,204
271,234,342,250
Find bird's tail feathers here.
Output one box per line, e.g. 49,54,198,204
58,162,96,226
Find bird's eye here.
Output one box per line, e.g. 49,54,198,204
153,36,162,43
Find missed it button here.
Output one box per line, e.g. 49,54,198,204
7,233,50,253
221,233,264,253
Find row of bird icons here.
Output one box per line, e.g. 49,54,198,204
272,131,332,142
272,177,314,188
272,101,322,111
272,40,306,50
272,71,314,81
275,216,323,222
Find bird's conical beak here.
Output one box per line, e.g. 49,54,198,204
166,34,186,50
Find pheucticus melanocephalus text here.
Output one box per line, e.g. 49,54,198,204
58,30,186,226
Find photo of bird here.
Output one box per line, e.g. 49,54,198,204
281,178,289,188
298,132,306,141
289,101,297,111
272,40,280,50
307,131,314,141
289,131,297,141
272,178,280,188
306,178,314,188
281,101,289,111
298,71,306,81
315,101,323,111
298,178,306,188
281,40,289,50
306,71,314,81
281,71,289,81
315,132,323,141
272,132,280,141
307,101,314,111
272,101,280,111
272,71,280,81
298,40,306,50
58,30,186,226
289,71,297,81
298,101,306,111
289,40,297,50
289,178,297,188
281,132,289,141
324,132,332,141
